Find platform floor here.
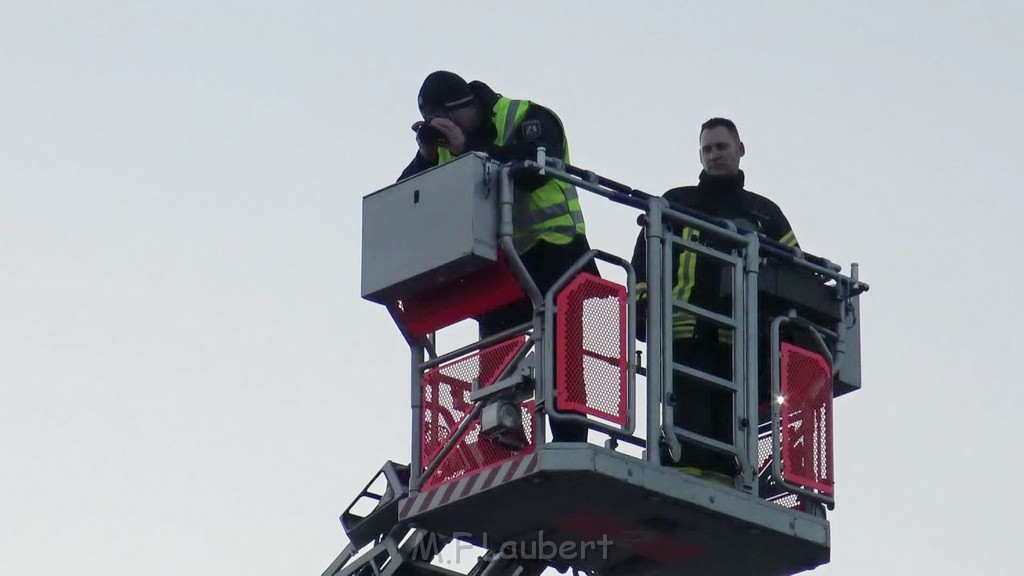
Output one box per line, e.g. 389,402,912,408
399,444,829,576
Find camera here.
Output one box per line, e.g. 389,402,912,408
416,118,446,147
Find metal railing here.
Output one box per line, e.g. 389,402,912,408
404,150,867,507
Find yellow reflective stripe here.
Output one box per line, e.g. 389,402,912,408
529,204,585,231
495,99,525,145
717,328,733,345
562,185,586,233
501,101,519,143
780,230,797,247
525,217,577,244
673,317,696,339
676,228,698,304
667,227,704,340
532,198,573,217
531,213,577,227
672,252,686,301
490,97,532,146
673,315,697,329
667,227,699,339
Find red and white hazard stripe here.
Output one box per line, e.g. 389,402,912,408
401,453,540,518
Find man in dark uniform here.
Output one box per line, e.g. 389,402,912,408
402,71,597,442
632,118,799,479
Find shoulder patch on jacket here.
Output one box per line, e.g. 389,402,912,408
520,120,541,139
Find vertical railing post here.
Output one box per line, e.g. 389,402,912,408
731,235,748,490
498,166,541,307
644,198,668,464
496,165,547,444
624,256,638,438
741,234,761,494
410,343,424,492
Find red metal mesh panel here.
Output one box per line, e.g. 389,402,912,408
780,343,834,497
420,337,535,490
555,273,628,427
424,401,535,489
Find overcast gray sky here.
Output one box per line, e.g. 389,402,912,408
3,2,1023,575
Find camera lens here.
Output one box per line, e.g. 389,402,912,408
417,121,445,146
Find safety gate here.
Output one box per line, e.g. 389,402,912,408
555,272,629,428
761,341,835,510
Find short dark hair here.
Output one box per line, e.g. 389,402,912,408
700,117,740,141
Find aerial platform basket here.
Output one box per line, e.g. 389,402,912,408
331,152,868,576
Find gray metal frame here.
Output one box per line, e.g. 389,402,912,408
339,150,870,576
398,151,867,496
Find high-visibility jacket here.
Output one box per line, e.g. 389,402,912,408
437,97,585,253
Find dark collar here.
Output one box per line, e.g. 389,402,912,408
697,170,745,194
466,81,500,144
469,80,500,110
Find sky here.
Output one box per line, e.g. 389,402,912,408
2,1,1023,575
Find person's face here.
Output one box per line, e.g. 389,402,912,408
447,104,480,133
699,126,745,177
422,103,480,133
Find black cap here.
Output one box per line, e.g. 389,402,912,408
417,70,475,115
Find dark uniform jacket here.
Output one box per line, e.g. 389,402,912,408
631,170,798,343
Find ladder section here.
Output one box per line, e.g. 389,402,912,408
666,221,751,484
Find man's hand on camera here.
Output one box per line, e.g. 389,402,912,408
412,120,439,161
430,118,466,155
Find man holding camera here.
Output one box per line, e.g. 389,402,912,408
399,71,595,442
400,70,574,201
